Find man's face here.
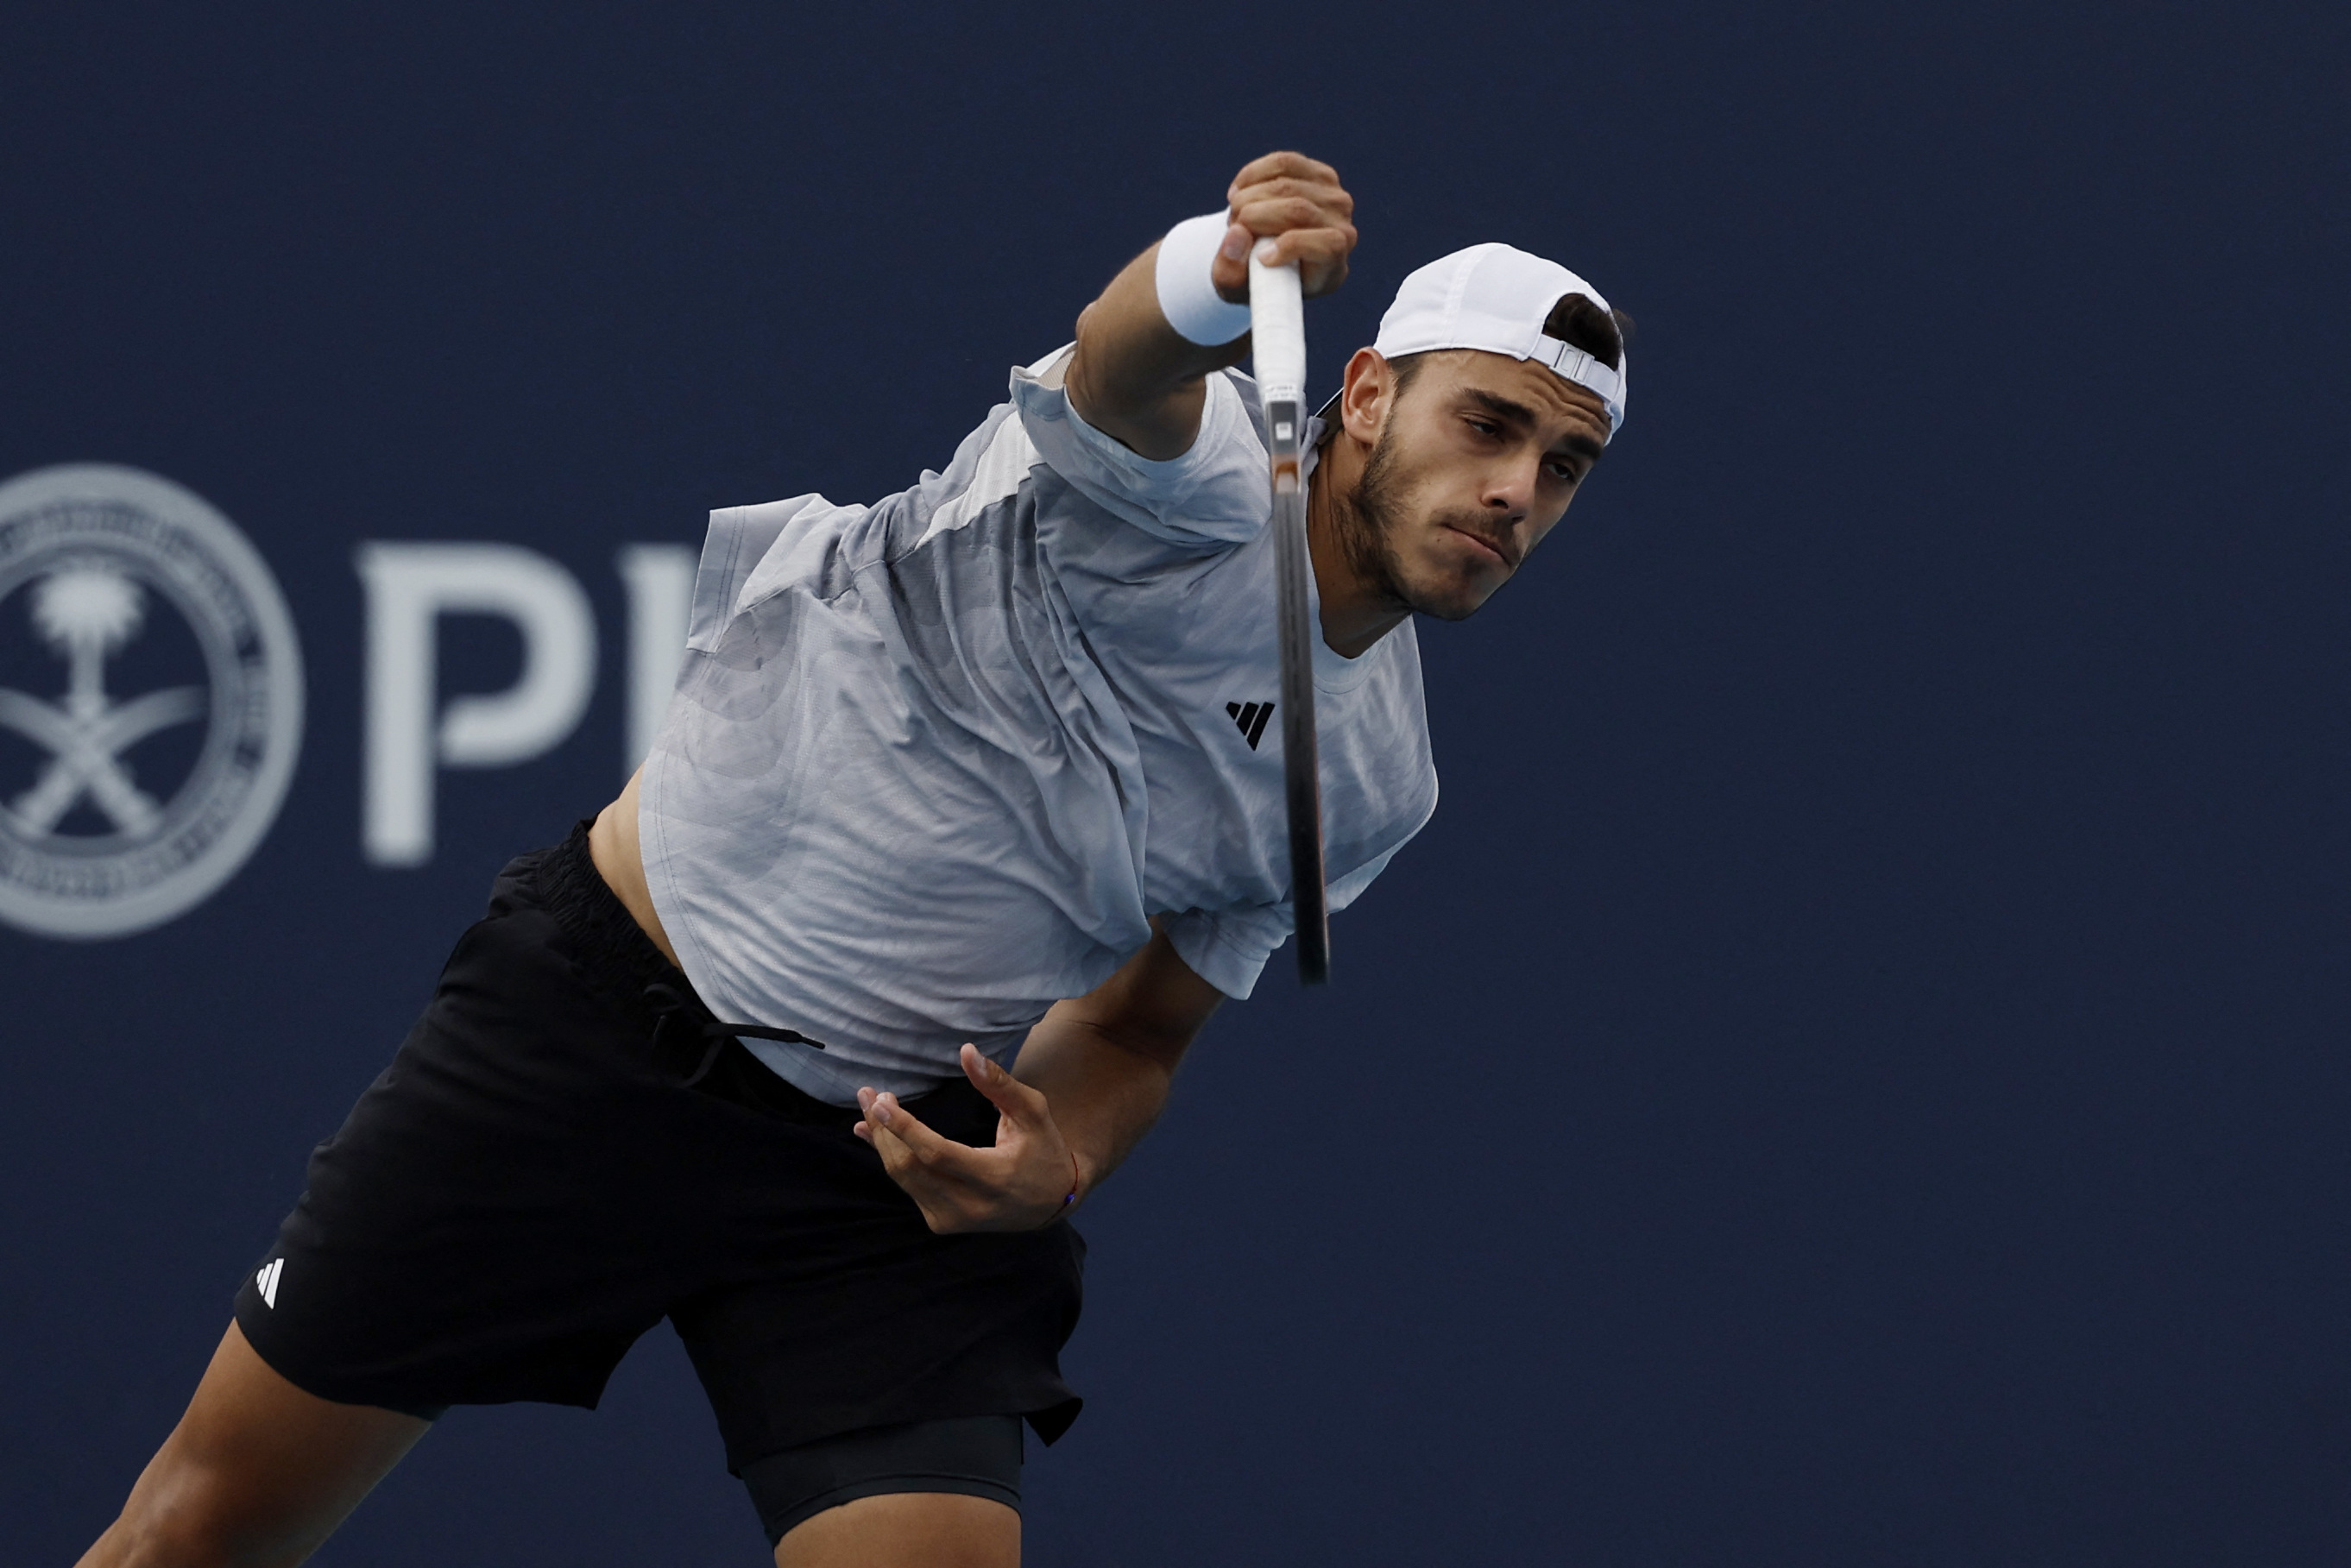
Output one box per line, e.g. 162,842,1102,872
1335,350,1611,621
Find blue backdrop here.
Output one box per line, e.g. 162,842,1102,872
6,4,2347,1563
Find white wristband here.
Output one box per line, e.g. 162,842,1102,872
1155,211,1253,346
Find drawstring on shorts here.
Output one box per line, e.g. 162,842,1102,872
641,980,824,1088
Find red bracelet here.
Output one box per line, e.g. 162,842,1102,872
1062,1150,1082,1208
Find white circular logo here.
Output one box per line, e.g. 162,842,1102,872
0,464,304,939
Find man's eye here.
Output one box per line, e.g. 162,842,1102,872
1465,419,1500,438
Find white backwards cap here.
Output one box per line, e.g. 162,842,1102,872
1367,242,1627,437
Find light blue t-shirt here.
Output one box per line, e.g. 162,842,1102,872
640,346,1438,1104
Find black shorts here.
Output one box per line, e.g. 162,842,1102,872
233,823,1085,1477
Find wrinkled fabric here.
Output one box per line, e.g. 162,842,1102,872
642,347,1437,1104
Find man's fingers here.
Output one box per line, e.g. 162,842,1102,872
1206,151,1357,306
1227,175,1353,222
1251,224,1355,268
1230,194,1344,242
1228,188,1355,287
854,1076,1067,1236
854,1088,911,1170
1227,150,1339,197
960,1043,1048,1128
1214,229,1355,301
1254,232,1356,299
859,1090,980,1180
1214,219,1352,293
1228,169,1352,242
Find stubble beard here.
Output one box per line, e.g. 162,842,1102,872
1333,428,1417,617
1335,429,1487,624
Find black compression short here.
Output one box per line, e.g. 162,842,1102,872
742,1415,1024,1545
232,823,1086,1491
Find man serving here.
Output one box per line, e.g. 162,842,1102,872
80,151,1630,1568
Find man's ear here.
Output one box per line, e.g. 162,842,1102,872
1339,348,1393,446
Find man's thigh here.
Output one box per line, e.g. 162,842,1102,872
742,1414,1025,1564
775,1493,1019,1568
79,1322,429,1568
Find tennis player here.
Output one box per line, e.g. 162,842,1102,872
79,151,1630,1568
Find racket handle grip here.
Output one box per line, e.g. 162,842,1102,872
1247,249,1307,406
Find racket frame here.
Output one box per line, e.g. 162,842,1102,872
1247,250,1330,985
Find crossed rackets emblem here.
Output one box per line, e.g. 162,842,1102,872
0,565,205,841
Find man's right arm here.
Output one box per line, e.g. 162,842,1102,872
1065,151,1358,462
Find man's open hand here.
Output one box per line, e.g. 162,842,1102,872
855,1044,1077,1233
1210,150,1357,304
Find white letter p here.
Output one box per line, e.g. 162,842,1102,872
356,543,596,866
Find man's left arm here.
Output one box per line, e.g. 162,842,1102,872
854,923,1225,1232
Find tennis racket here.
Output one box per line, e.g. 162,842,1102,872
1248,247,1330,986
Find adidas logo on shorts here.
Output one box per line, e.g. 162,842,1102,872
255,1257,284,1308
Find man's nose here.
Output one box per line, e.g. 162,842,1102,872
1481,458,1539,518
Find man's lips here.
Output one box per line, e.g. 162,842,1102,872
1442,523,1516,569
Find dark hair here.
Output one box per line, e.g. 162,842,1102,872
1545,293,1634,369
1390,293,1636,395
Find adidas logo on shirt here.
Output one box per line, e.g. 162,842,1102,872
1226,701,1274,751
255,1257,284,1309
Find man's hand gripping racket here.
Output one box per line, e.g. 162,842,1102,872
1248,247,1329,985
